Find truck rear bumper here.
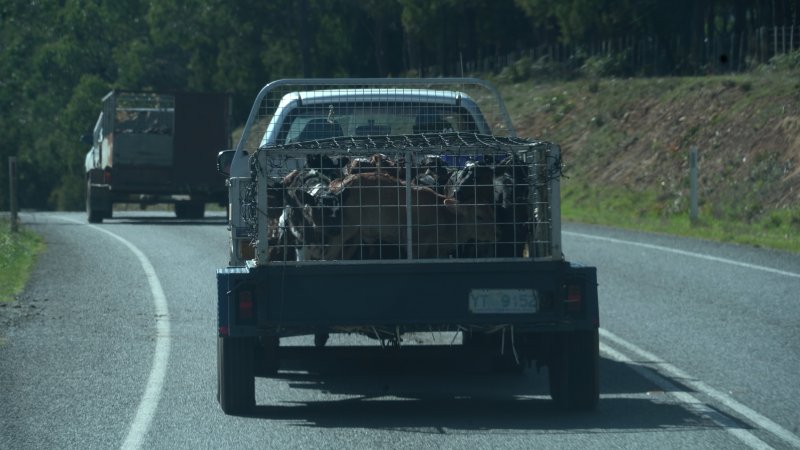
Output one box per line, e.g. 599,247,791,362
217,260,598,338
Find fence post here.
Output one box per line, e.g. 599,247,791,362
782,25,786,54
739,33,745,71
689,146,698,223
9,156,18,232
774,25,778,56
729,33,735,72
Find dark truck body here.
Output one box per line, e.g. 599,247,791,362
219,261,597,337
216,78,600,415
85,91,231,222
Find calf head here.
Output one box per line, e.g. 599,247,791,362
445,161,496,205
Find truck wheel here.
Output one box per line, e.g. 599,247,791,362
86,180,103,224
548,329,599,411
314,332,329,348
175,201,205,219
217,337,255,415
254,336,279,376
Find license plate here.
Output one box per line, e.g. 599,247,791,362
469,289,539,314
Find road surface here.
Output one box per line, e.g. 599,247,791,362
1,212,798,449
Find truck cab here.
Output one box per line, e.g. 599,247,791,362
84,112,104,175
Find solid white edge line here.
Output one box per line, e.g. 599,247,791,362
59,216,170,450
563,231,800,279
600,342,772,449
564,230,800,447
601,328,800,449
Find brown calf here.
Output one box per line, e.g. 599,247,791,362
326,172,496,260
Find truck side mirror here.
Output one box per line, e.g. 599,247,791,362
80,134,93,145
217,150,235,176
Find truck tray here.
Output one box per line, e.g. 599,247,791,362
217,260,597,337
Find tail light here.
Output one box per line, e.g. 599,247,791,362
103,168,112,184
565,285,582,313
237,290,255,323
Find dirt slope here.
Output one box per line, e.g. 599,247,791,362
500,73,800,223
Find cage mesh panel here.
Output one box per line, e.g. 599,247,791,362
245,133,561,264
113,92,175,135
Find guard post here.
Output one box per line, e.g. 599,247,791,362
689,146,698,224
9,156,18,232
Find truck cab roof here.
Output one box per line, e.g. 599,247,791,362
228,78,515,178
260,88,492,147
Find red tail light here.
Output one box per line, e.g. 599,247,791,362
565,285,582,312
103,168,112,184
237,291,255,322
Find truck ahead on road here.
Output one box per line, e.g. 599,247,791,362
84,90,232,222
216,78,600,415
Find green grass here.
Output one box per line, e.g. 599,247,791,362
493,69,800,254
0,219,44,303
561,182,800,253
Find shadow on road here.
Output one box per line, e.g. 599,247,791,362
243,356,730,433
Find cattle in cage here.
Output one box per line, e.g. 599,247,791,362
322,172,497,260
412,155,452,193
273,168,343,261
492,154,532,257
253,136,556,263
442,155,533,257
344,153,408,181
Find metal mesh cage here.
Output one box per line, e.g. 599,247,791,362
244,133,562,264
111,92,175,135
228,79,562,265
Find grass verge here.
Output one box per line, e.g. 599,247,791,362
561,182,800,253
494,70,800,254
0,219,44,303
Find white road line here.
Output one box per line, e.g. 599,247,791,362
60,216,170,450
601,328,800,449
563,231,800,279
565,230,800,447
601,342,772,449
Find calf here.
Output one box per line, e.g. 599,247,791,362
444,161,499,257
325,172,496,260
445,157,532,257
345,153,409,180
412,155,451,193
445,160,496,204
493,154,531,257
273,169,343,261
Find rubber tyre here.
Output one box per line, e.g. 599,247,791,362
217,337,255,415
548,329,599,411
175,201,205,219
86,180,103,224
254,336,279,376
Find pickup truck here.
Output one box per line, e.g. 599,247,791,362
216,78,599,415
84,90,232,222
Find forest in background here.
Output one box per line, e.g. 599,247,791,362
1,0,799,211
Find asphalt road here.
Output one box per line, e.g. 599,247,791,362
1,211,798,449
